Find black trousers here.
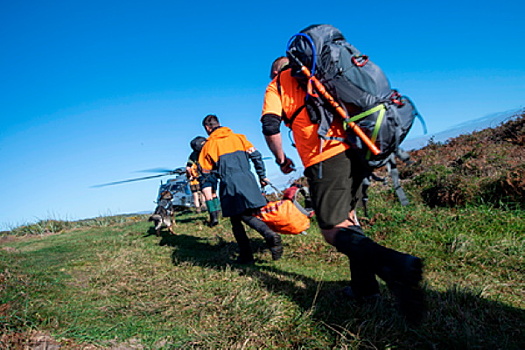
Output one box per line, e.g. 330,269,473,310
230,210,274,259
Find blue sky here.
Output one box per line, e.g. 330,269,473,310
1,1,524,229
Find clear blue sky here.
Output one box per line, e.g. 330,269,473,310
1,0,524,229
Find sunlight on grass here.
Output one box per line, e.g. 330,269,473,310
1,114,524,348
1,203,523,348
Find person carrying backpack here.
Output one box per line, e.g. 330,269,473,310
260,25,426,323
199,114,283,264
186,136,220,224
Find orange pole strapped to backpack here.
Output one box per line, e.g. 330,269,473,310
299,65,381,156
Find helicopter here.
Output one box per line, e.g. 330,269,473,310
93,167,195,210
92,156,302,211
154,168,194,210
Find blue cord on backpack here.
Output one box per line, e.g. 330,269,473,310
286,33,317,76
403,95,428,135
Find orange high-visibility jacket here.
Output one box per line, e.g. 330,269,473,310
262,68,349,168
199,126,267,217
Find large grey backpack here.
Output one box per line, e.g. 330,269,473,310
286,24,426,169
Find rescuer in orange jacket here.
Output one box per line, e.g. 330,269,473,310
199,114,283,264
260,57,426,323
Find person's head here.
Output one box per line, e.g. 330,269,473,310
190,136,207,152
202,114,220,135
270,56,289,79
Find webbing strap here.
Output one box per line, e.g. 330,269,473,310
391,168,409,206
347,104,385,122
259,200,284,215
344,104,386,158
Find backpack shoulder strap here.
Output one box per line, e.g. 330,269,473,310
276,70,306,128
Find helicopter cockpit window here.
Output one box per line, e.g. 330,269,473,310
169,183,184,192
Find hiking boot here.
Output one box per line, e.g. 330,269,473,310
209,210,219,227
235,255,255,265
266,233,283,261
382,255,426,324
342,286,381,303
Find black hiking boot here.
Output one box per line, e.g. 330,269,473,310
381,254,426,324
235,254,255,265
209,210,219,227
334,226,426,323
342,286,381,303
265,233,283,261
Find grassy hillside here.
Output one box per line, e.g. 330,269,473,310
1,113,524,349
400,111,524,209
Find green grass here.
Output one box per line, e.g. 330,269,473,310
3,112,523,348
1,190,524,349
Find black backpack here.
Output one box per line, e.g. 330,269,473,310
286,24,426,169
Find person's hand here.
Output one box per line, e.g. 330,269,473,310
276,156,295,174
259,177,270,187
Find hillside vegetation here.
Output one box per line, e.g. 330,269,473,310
400,111,524,208
1,113,524,349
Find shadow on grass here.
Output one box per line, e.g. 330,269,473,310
143,213,207,237
152,229,525,349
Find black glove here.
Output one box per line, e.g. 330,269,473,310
276,156,295,174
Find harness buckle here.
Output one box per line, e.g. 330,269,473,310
351,55,369,67
390,90,405,106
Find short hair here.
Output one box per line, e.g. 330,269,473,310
202,114,220,128
270,56,289,79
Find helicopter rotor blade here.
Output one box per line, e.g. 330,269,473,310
136,168,176,174
138,167,186,175
91,173,170,188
